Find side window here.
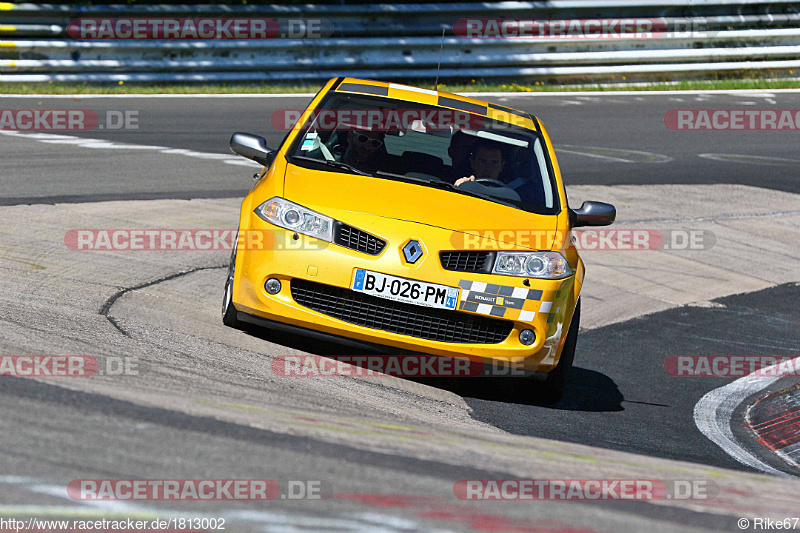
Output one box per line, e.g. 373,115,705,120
532,138,553,208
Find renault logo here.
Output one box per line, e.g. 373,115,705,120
402,240,424,264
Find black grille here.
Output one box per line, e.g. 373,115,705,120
333,222,386,255
440,251,495,273
291,279,512,344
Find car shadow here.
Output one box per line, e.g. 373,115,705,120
243,324,623,411
422,367,624,411
548,367,625,411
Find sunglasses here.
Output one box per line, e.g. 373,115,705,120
354,133,383,149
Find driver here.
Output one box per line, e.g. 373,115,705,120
443,131,475,183
454,140,506,187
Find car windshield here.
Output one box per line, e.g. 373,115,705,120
287,93,559,214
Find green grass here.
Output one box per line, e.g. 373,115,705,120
1,77,799,95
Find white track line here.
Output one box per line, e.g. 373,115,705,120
0,130,261,167
694,355,800,478
557,145,673,163
699,153,800,166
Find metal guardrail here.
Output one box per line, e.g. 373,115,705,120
1,1,799,83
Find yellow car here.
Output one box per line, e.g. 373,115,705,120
223,77,615,403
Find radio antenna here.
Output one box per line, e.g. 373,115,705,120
434,27,445,92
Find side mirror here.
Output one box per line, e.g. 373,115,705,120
229,132,275,167
570,201,616,227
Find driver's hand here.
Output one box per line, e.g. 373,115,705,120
454,175,475,187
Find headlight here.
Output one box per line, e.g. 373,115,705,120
492,251,571,279
255,197,333,242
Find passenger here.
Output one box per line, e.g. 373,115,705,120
340,127,385,173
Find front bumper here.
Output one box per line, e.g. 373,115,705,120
232,216,577,373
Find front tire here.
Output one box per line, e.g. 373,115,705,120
518,299,581,405
222,246,243,329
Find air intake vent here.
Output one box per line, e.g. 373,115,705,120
291,279,512,344
440,251,495,273
333,222,386,255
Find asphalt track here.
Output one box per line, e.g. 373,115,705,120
1,91,800,531
1,91,799,205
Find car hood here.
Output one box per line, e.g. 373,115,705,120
283,163,558,250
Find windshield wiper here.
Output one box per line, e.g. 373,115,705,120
291,155,372,176
374,171,456,189
374,171,518,208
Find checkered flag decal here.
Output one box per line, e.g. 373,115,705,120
458,279,551,319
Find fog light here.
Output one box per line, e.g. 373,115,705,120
265,278,282,295
519,329,536,346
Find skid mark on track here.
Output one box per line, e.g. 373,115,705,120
100,264,225,335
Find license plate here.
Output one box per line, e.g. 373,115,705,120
352,269,459,311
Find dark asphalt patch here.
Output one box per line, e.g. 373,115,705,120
465,282,800,475
0,374,521,486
